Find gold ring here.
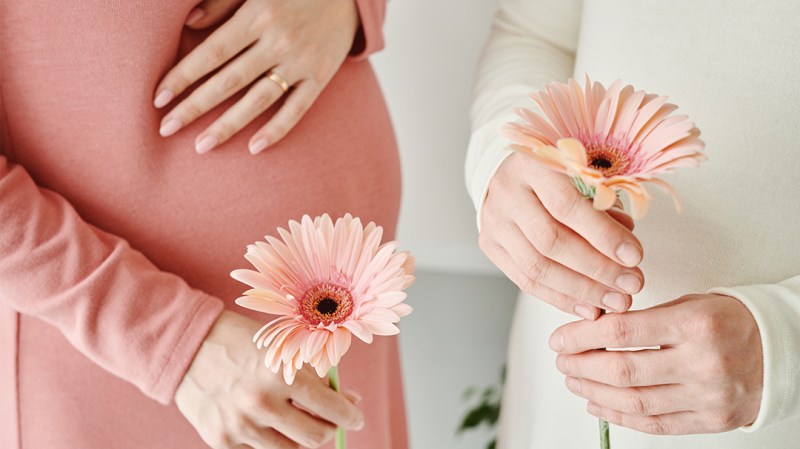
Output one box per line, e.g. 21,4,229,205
265,70,289,92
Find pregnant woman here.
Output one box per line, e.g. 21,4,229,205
0,0,407,448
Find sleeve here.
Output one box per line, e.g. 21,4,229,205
465,0,583,230
0,156,225,405
707,275,800,431
348,0,389,61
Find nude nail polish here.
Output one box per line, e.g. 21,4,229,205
153,89,174,108
196,135,218,154
159,118,183,137
249,138,269,155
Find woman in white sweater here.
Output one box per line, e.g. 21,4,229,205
466,0,800,447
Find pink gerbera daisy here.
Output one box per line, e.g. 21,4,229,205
231,214,415,384
499,76,706,218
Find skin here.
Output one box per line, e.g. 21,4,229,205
154,0,360,154
480,152,645,320
549,294,763,435
175,311,364,449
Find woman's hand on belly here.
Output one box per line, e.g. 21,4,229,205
154,0,360,155
480,153,644,320
550,293,763,435
175,310,364,449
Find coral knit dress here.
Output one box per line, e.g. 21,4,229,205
0,1,407,448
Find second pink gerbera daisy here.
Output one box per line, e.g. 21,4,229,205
231,214,415,384
499,76,706,218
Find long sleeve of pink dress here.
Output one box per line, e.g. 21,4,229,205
0,1,406,448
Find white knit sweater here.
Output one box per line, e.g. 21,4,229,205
466,0,800,447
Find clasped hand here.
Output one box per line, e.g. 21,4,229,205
550,294,763,435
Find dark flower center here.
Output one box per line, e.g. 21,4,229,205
316,297,339,315
300,282,354,326
585,143,630,177
590,157,613,169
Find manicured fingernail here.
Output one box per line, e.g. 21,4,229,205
344,389,362,404
354,418,365,431
556,355,569,374
602,292,626,312
249,138,269,155
616,243,642,267
587,402,603,417
185,8,205,26
566,376,581,395
159,118,183,137
574,304,596,321
549,332,564,352
196,135,219,154
154,89,174,108
615,273,641,294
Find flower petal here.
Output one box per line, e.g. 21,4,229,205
363,321,400,336
593,183,617,211
556,138,588,166
235,296,294,315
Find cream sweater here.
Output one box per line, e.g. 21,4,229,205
466,0,800,447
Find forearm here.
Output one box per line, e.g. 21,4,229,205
466,0,583,229
0,157,224,404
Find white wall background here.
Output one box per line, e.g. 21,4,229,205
370,1,521,449
372,0,501,277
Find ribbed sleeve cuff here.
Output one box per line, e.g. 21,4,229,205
708,276,800,432
148,294,224,404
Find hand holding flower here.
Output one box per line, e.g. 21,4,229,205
550,294,763,435
175,311,364,449
480,151,644,320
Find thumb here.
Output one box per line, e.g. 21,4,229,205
185,0,247,29
606,197,635,231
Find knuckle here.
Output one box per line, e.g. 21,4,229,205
708,412,738,432
272,31,301,54
487,172,512,199
304,427,334,448
207,431,233,449
169,71,192,91
691,308,726,342
180,103,204,122
607,353,636,387
477,231,494,255
215,122,238,140
251,89,277,112
520,253,549,281
203,43,228,66
269,122,289,140
218,73,244,95
530,223,562,256
641,417,671,435
601,316,634,348
286,101,310,121
623,391,650,416
547,185,582,221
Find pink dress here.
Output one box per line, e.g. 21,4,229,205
0,1,407,448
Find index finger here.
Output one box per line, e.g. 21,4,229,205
528,165,644,268
549,308,685,354
153,8,255,108
290,375,364,430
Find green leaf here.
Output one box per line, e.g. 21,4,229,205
462,386,477,401
487,439,497,449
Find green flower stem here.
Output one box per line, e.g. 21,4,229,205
600,418,610,449
574,178,616,448
328,366,346,449
597,309,611,448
